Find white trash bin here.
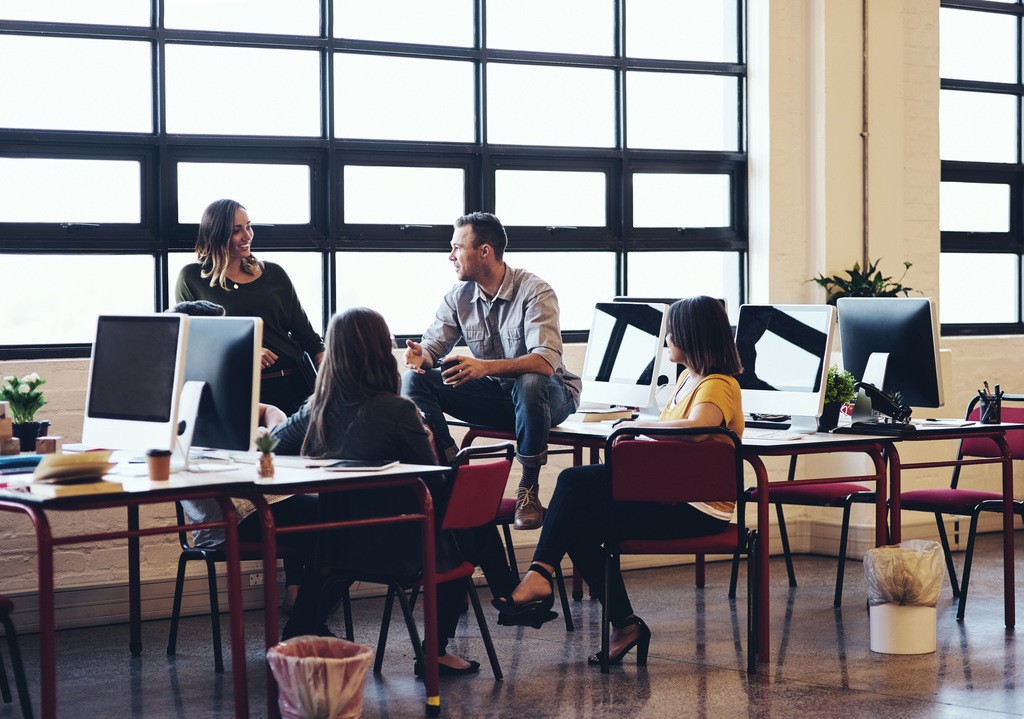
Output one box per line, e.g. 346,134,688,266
267,636,373,719
863,540,943,655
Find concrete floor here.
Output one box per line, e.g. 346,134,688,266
2,531,1023,718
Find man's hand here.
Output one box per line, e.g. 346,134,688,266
439,355,486,387
403,339,431,373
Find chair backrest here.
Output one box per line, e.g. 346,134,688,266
442,441,515,531
606,426,744,506
958,393,1024,461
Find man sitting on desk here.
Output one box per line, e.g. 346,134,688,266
402,212,581,530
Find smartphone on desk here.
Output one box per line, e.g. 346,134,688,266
325,459,399,472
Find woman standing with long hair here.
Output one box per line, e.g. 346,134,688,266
175,199,324,415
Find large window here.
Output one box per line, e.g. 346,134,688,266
0,0,746,357
939,1,1024,333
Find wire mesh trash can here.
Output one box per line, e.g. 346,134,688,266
864,540,943,654
267,636,374,719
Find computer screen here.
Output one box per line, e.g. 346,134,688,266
580,301,670,416
82,314,189,452
179,316,263,454
837,297,944,409
735,304,836,431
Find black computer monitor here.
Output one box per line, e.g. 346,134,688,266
837,297,944,409
178,316,263,454
82,315,189,452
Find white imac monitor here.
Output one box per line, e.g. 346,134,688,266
82,314,189,452
734,304,836,433
580,301,671,417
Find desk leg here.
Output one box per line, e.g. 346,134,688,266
870,446,888,548
253,496,282,719
887,445,902,545
20,507,57,719
214,497,249,719
412,480,441,717
745,454,770,665
998,437,1015,628
128,505,142,657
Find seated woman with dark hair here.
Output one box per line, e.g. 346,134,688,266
494,295,745,667
274,307,515,676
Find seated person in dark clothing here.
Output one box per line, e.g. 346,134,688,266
274,306,515,677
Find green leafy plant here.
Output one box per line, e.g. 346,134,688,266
810,258,915,306
255,433,279,455
824,365,857,405
0,373,46,424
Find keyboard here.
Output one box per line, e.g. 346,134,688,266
743,428,808,441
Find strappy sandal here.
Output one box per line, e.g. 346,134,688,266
588,615,651,667
492,563,559,628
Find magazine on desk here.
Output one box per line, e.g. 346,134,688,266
26,451,123,497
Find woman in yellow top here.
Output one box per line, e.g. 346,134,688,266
494,295,744,667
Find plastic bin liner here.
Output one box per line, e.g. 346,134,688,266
864,539,943,607
267,636,373,719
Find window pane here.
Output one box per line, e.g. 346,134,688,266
166,45,320,136
940,182,1009,233
633,174,730,228
169,251,324,331
336,253,466,336
177,163,311,224
496,170,605,226
6,255,154,344
626,251,741,322
0,158,140,223
334,55,474,142
0,0,149,26
488,64,614,147
486,0,613,56
940,8,1017,84
334,0,473,46
627,71,738,151
335,251,613,335
0,36,151,133
939,90,1017,163
627,0,738,62
344,166,464,225
940,253,1017,324
508,252,616,331
165,0,319,35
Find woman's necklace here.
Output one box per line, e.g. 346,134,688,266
671,374,698,408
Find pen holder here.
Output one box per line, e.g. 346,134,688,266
979,396,1002,424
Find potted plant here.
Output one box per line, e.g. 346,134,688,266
255,433,279,478
810,258,915,305
818,364,857,432
1,373,50,451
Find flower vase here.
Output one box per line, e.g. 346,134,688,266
817,402,842,433
11,420,50,453
258,453,275,479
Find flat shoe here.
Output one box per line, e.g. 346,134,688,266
414,658,481,678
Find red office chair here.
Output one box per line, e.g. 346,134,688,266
602,427,758,674
0,595,32,718
728,456,872,607
897,394,1024,619
371,442,516,680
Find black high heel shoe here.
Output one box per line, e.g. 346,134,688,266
588,616,650,667
492,563,559,629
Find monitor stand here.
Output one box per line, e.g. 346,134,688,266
851,352,889,423
787,415,819,434
171,381,237,474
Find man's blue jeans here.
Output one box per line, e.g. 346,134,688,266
401,370,577,468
